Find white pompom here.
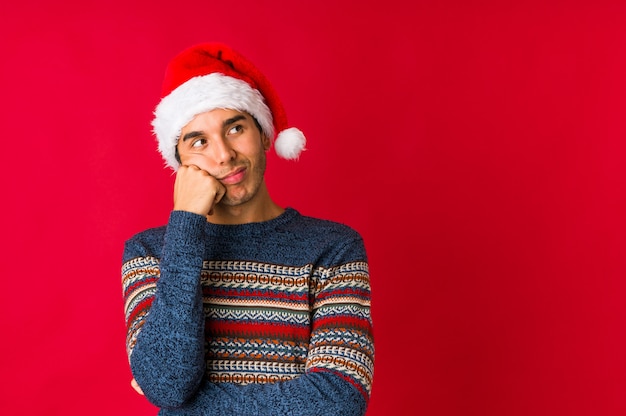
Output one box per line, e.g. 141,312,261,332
274,127,306,160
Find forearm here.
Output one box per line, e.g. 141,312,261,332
127,211,208,408
159,371,367,416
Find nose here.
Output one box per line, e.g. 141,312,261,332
212,137,236,164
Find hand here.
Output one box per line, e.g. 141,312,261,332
174,164,226,216
131,378,144,395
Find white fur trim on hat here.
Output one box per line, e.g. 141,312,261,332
152,73,274,170
274,128,306,160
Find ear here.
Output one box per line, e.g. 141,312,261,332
262,133,271,151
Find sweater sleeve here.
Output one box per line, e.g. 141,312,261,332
159,236,375,416
122,211,208,409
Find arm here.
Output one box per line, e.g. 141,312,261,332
164,238,375,416
169,371,368,415
123,164,225,407
122,211,208,408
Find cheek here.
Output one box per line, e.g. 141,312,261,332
179,152,210,169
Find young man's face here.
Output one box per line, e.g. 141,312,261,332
176,108,271,207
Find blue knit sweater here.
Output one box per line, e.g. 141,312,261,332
122,208,374,415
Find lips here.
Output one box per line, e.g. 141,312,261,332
219,167,246,185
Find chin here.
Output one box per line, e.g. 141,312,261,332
221,192,253,207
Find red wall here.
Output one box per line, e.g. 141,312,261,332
1,1,625,415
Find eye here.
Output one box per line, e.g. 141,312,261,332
191,138,207,149
227,124,243,135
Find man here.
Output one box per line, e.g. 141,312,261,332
121,43,374,415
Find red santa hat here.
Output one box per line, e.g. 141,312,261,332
152,42,306,170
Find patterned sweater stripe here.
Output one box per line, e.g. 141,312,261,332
205,288,309,303
204,320,311,340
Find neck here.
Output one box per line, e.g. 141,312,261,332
207,183,284,225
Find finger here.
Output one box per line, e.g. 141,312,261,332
208,183,226,216
131,378,145,395
181,163,199,170
214,182,226,204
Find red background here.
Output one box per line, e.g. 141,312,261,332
1,1,625,415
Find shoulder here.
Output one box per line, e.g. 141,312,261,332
283,209,362,241
278,209,367,263
122,225,167,262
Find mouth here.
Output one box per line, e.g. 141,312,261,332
218,167,246,185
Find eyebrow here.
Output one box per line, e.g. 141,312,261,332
223,114,247,127
181,131,204,142
181,114,248,142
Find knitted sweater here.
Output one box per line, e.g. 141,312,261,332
122,208,374,415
